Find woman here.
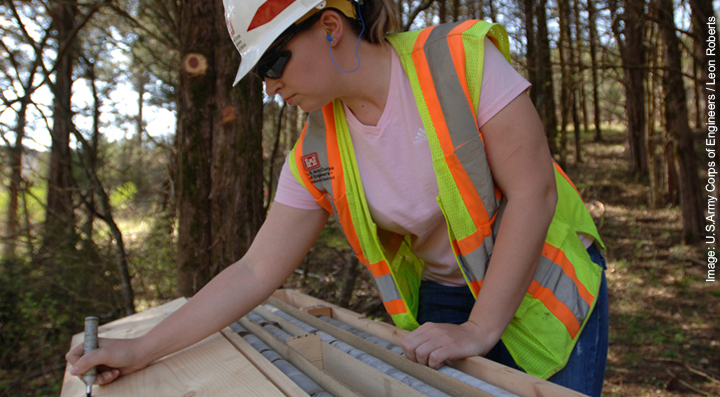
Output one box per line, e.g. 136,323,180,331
67,1,608,395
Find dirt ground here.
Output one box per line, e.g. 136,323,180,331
563,131,719,397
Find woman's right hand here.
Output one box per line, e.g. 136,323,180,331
66,337,150,386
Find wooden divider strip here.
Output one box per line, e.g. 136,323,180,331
220,327,311,397
267,296,494,397
238,316,362,397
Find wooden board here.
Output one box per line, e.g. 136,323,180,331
60,299,286,397
273,289,589,397
319,342,428,397
220,328,310,397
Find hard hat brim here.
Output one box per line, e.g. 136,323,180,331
228,0,357,86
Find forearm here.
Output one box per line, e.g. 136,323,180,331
135,257,284,365
468,190,556,343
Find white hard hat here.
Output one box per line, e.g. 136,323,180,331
224,0,358,86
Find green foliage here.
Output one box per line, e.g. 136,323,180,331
0,243,127,395
131,212,178,302
110,181,138,209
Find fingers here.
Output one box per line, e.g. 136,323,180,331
69,349,101,377
403,335,449,368
95,369,121,385
401,323,481,369
65,343,84,365
401,323,437,366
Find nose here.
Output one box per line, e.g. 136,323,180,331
264,77,283,96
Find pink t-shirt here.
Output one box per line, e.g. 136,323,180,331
275,38,531,286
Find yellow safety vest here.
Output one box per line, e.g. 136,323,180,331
288,20,604,379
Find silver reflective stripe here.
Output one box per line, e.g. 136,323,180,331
423,23,498,218
456,254,475,283
303,110,334,197
454,200,505,285
374,273,402,302
460,235,493,281
534,257,590,325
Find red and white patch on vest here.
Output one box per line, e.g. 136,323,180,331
302,153,321,171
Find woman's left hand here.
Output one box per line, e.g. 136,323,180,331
400,321,496,369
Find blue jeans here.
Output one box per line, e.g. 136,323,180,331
417,244,609,397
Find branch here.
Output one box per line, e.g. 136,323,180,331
403,0,435,32
107,3,178,50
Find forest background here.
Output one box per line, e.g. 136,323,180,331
0,0,718,396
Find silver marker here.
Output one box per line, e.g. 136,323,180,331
82,317,98,397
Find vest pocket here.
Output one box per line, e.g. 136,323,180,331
389,239,424,319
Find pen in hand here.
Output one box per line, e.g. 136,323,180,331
82,317,98,397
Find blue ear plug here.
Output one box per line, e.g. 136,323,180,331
326,30,332,42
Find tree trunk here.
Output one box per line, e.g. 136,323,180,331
5,97,29,258
689,0,716,86
657,0,704,243
558,0,572,167
689,0,716,128
438,0,447,24
572,0,583,163
610,0,648,177
176,1,265,296
587,0,602,141
488,0,497,23
44,0,79,253
523,0,538,106
536,0,559,156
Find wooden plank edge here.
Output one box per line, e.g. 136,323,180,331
267,296,494,397
273,290,407,343
256,304,428,397
238,316,362,397
448,359,588,397
274,290,588,397
320,342,428,397
221,327,311,397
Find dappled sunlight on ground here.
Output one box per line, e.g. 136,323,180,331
564,130,719,397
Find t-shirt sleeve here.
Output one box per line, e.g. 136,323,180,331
273,155,323,210
476,37,532,129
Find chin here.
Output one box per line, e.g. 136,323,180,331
299,99,334,114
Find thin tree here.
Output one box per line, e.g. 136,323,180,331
656,0,704,243
587,0,602,141
535,0,559,156
609,0,649,177
522,0,538,105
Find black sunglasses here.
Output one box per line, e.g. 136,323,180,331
253,12,326,80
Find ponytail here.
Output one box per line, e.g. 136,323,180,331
351,0,400,43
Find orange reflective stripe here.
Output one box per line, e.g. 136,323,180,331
553,162,581,198
468,279,482,296
383,298,407,315
528,280,581,338
447,21,478,123
320,105,366,257
413,26,491,228
294,123,332,212
324,106,345,201
367,260,391,278
542,242,595,307
455,211,497,253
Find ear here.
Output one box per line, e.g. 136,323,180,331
318,10,345,46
